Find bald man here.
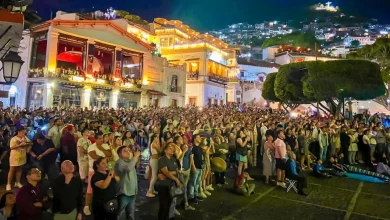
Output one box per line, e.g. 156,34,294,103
51,160,83,220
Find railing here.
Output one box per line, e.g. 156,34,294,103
208,74,228,85
27,67,143,88
187,71,199,80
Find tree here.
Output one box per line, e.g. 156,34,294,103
261,32,319,49
115,10,148,25
262,72,279,102
302,60,385,117
348,38,390,108
350,40,360,48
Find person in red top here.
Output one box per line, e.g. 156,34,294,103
60,124,78,166
234,169,255,196
16,167,51,220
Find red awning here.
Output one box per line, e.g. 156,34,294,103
147,90,166,96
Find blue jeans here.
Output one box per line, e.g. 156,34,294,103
118,194,136,220
189,168,203,199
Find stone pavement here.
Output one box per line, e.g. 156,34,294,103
1,163,390,220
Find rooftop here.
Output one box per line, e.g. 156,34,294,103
237,58,280,68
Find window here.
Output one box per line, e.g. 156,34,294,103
90,89,110,108
52,85,82,107
189,97,197,105
122,52,142,79
27,82,44,109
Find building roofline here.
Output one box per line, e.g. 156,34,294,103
31,20,155,51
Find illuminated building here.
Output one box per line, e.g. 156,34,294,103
149,18,239,106
15,11,187,109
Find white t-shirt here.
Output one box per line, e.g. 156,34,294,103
88,143,110,171
48,126,60,148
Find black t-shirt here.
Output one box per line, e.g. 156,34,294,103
91,171,117,206
286,135,297,150
31,139,56,164
157,155,178,186
191,144,204,169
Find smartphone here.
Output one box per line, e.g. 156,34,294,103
108,163,113,170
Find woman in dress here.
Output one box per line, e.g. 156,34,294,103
147,134,162,198
263,134,274,184
6,127,31,191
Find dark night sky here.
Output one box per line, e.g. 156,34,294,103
31,0,390,31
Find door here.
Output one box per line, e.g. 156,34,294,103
171,99,177,107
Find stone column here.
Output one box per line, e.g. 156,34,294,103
43,81,54,108
45,27,59,73
109,89,119,109
81,87,92,108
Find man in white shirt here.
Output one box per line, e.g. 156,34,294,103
77,128,91,182
83,133,112,216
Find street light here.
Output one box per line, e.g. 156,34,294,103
0,51,24,85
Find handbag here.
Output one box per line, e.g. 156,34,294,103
103,198,118,214
170,182,184,198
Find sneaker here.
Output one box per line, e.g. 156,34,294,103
190,198,199,204
146,192,156,198
14,182,22,188
224,182,229,185
174,209,181,216
358,160,364,164
204,190,211,196
277,181,287,189
83,206,91,216
206,185,214,191
196,196,204,202
217,184,222,187
6,184,11,191
185,205,195,211
153,190,158,194
200,192,207,199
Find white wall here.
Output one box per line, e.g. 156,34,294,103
0,30,31,108
204,83,226,105
161,65,186,107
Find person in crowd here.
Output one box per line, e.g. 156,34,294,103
348,129,358,165
179,134,196,211
110,136,123,163
375,124,387,162
91,157,119,220
318,126,329,161
362,129,372,166
263,134,274,184
77,128,91,183
0,127,10,168
213,135,229,186
0,192,17,219
60,124,78,166
84,133,112,216
7,126,31,191
115,146,140,220
189,134,204,204
274,130,287,188
122,131,135,148
200,137,214,198
236,128,249,176
313,159,333,178
286,151,308,196
156,143,182,220
51,160,83,220
234,169,255,197
16,167,50,220
340,126,351,165
147,134,162,198
48,118,62,149
30,133,56,182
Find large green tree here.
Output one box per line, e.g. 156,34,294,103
302,60,385,117
262,72,279,102
261,32,319,49
348,38,390,108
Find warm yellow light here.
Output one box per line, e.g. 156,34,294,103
48,67,56,73
71,76,84,82
191,63,198,67
113,77,121,82
96,79,105,84
46,82,54,89
143,79,149,85
124,82,133,88
112,90,119,95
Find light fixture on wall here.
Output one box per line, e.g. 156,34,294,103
0,51,24,85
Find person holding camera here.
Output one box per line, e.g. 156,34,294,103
236,128,249,176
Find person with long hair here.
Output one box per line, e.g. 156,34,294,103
110,136,123,162
122,131,135,148
263,134,275,184
7,127,31,191
91,157,119,220
147,134,162,198
236,128,249,176
155,143,181,220
0,192,17,219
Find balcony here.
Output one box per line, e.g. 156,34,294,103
187,71,199,80
208,74,228,85
27,67,144,88
169,86,182,93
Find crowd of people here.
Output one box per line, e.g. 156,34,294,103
0,106,389,220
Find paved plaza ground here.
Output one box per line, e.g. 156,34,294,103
1,166,389,220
